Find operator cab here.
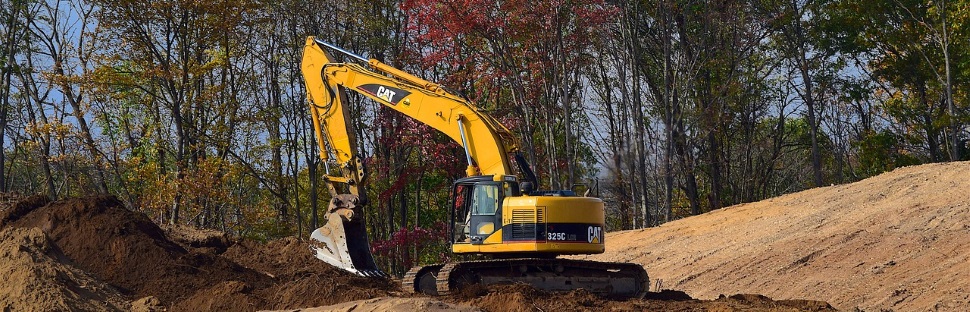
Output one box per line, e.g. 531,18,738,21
451,175,519,244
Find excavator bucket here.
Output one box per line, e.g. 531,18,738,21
309,195,386,277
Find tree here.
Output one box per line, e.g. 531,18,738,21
820,0,970,162
92,0,260,223
762,0,837,186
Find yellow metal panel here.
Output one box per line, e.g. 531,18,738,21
505,196,605,224
535,196,605,224
477,222,495,236
452,243,479,253
506,196,538,207
301,37,357,165
482,228,503,244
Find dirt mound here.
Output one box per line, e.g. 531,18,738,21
581,162,970,311
0,227,128,311
5,196,271,305
1,194,392,311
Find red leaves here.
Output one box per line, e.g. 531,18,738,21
370,222,451,268
400,0,618,106
371,107,463,189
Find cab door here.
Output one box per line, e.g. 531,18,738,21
468,183,501,244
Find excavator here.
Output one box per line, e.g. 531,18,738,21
300,36,648,298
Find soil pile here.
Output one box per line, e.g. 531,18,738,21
0,227,128,311
582,162,970,311
4,196,272,305
0,194,394,311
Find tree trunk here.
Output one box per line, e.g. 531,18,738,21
0,5,21,193
631,67,652,227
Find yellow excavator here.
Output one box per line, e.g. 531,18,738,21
301,37,648,298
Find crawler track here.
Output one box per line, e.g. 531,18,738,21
403,258,648,299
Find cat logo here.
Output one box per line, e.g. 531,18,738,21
356,84,411,105
376,86,396,103
587,226,602,244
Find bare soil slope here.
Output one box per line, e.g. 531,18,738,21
581,162,970,311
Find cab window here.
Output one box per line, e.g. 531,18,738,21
471,184,499,215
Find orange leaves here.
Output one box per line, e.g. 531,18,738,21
120,157,171,216
24,122,74,140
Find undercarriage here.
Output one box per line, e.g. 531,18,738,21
403,258,649,299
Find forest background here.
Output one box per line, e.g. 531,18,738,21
2,0,968,275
